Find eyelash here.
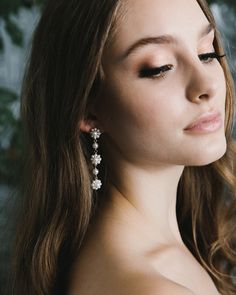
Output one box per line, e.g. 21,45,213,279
138,52,226,79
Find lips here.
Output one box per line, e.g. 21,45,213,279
184,111,221,130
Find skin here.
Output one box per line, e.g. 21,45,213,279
77,0,226,293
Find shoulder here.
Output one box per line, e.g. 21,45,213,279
115,271,197,295
69,268,197,295
68,256,197,295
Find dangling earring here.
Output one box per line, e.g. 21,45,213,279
90,128,102,190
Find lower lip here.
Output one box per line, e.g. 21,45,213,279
184,116,223,134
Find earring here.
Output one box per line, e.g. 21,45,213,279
90,128,102,190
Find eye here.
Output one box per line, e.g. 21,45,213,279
138,52,226,80
138,64,173,79
198,52,226,63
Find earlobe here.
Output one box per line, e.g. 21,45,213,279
79,114,104,133
79,118,96,133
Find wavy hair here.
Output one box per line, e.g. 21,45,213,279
10,0,236,294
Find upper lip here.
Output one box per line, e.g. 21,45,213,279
184,110,221,130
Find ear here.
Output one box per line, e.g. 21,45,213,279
79,118,95,133
79,114,104,133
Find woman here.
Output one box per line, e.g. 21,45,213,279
11,0,236,294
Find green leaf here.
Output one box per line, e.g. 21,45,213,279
0,0,22,19
0,108,16,129
0,87,18,105
0,35,4,53
4,17,23,47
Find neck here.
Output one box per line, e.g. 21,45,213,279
105,161,185,246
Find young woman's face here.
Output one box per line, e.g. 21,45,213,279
95,0,227,167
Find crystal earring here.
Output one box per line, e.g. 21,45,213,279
90,128,102,190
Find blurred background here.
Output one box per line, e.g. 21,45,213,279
0,0,235,294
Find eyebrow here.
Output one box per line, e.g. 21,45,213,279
120,23,215,60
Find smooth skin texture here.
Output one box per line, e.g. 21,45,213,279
76,0,226,294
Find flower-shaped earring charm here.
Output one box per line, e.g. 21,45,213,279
90,128,102,190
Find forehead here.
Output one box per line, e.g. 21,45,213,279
110,0,210,53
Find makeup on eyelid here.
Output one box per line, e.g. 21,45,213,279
129,33,222,78
137,52,226,79
134,55,175,77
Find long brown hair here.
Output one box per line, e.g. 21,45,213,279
11,0,236,294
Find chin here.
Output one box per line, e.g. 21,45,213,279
186,139,227,166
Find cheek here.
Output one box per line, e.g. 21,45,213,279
222,72,227,104
215,66,227,126
216,63,226,99
96,78,183,149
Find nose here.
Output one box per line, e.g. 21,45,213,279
185,60,218,104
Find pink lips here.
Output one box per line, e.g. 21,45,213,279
184,111,222,133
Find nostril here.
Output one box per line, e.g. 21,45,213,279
199,93,210,99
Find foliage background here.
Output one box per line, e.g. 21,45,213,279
0,0,235,294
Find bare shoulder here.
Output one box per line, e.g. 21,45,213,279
69,266,197,295
117,271,197,295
